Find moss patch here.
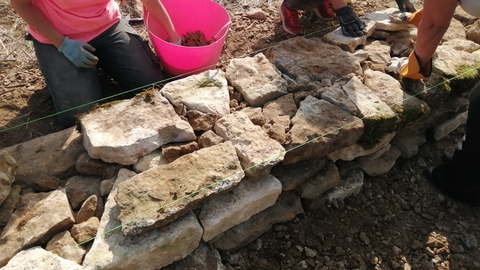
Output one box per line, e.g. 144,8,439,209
357,115,399,150
447,64,480,96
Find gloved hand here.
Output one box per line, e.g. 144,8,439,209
333,6,367,37
386,51,432,80
58,37,98,68
389,8,423,27
168,34,182,46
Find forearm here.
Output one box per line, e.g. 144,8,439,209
412,0,458,70
140,0,179,42
10,0,64,47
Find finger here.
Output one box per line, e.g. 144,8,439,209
351,24,361,37
83,44,96,52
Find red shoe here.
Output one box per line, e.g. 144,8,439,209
279,1,303,35
314,0,336,20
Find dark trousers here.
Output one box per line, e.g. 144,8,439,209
32,19,164,127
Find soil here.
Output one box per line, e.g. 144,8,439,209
1,0,479,269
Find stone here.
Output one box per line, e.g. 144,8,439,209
185,110,220,131
3,127,83,187
321,83,358,116
271,157,326,191
71,216,100,244
213,192,304,251
31,174,61,192
2,247,82,270
325,168,364,203
65,175,102,210
214,111,285,178
116,141,245,236
322,20,376,52
357,146,402,176
226,53,288,106
297,162,341,199
364,40,391,65
162,243,225,270
161,69,230,115
83,169,203,270
274,37,363,81
133,149,169,173
161,141,199,162
198,130,225,148
433,111,468,141
46,231,86,264
76,195,97,224
0,185,21,226
283,96,364,164
328,132,396,162
75,152,110,176
0,150,17,205
363,69,430,125
0,189,75,267
80,91,196,165
199,175,282,241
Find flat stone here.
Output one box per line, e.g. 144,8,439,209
116,141,244,236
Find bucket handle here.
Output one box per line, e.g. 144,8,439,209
213,21,232,41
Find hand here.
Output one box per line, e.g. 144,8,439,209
386,57,409,74
387,51,431,80
168,34,182,46
334,6,367,37
389,8,423,27
58,37,98,68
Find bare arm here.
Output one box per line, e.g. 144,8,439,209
329,0,347,10
140,0,180,43
10,0,65,47
414,0,458,72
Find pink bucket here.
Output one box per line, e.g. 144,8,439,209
144,0,231,77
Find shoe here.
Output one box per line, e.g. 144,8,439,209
425,162,480,205
279,1,303,35
314,0,336,21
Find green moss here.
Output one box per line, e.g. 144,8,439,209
399,106,426,127
447,64,480,95
357,115,398,150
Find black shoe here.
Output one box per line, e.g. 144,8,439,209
425,163,480,205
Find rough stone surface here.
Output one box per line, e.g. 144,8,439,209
3,127,83,187
0,150,17,206
199,175,282,241
83,169,203,270
213,192,304,251
2,247,82,270
80,91,196,165
283,96,364,164
116,141,245,236
46,231,86,265
214,111,285,178
226,53,288,107
0,189,75,267
161,69,230,115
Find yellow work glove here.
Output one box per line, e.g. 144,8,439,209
386,51,431,80
389,8,423,27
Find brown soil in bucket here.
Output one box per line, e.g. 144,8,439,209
181,30,216,46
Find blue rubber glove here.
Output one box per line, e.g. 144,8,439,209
58,37,98,68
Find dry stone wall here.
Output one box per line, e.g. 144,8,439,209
1,7,479,270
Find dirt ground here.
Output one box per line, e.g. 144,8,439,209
1,0,480,269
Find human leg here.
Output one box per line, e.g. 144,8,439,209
89,19,165,95
32,38,103,127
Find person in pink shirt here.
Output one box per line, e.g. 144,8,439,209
10,0,180,127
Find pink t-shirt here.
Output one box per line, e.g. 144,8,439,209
29,0,121,44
